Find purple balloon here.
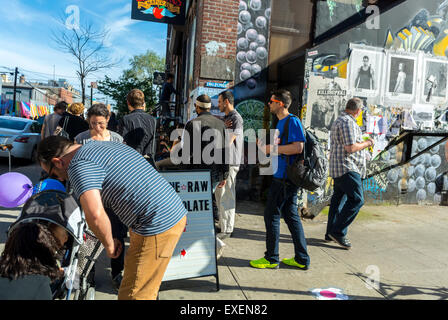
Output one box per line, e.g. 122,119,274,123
0,172,33,208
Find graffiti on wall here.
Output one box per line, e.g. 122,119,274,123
234,0,272,139
303,0,448,209
378,136,448,203
235,0,270,86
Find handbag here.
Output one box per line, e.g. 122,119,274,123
57,116,71,140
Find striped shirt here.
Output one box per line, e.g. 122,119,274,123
67,141,187,236
329,112,367,179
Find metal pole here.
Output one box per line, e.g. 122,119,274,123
12,67,18,115
90,86,93,107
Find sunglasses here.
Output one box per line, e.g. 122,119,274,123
268,98,283,105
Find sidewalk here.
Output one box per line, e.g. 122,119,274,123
98,201,448,300
2,201,448,300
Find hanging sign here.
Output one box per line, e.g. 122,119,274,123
161,170,219,289
131,0,186,26
205,82,229,89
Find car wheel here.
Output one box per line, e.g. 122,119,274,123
30,147,37,164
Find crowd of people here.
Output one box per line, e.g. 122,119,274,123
0,86,374,300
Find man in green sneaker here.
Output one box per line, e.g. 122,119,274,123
250,90,310,270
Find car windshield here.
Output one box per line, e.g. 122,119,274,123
0,119,28,130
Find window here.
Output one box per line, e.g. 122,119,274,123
30,122,42,133
0,119,28,130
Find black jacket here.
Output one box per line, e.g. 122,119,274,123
58,113,89,142
183,111,229,186
160,82,178,102
118,109,157,157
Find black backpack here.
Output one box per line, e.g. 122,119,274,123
281,115,328,191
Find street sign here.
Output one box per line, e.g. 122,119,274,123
205,82,228,89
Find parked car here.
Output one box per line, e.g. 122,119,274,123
0,116,42,162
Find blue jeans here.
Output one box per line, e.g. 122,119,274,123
327,171,364,238
264,179,310,266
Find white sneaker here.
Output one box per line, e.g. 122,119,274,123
216,237,226,259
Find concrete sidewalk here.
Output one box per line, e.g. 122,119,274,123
1,201,448,300
156,202,448,300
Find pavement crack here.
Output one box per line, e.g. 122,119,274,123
222,257,249,300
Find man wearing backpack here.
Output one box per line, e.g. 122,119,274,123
250,89,310,270
326,97,374,249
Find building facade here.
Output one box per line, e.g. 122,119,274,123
165,0,315,123
163,0,447,207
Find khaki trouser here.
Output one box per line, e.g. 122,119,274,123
118,216,187,300
215,166,239,233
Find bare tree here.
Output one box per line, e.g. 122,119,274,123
52,18,121,104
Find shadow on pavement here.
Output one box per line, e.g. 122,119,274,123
306,238,348,250
230,227,296,243
160,278,383,300
348,271,448,300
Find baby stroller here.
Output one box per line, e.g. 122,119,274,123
8,190,103,300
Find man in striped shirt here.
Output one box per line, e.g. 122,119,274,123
37,136,187,300
327,97,374,249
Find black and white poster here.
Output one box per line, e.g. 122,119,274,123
412,104,434,129
305,75,349,137
348,44,384,102
385,51,418,104
420,56,448,105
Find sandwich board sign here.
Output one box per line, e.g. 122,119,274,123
161,170,218,289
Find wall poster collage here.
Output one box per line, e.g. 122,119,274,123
347,43,448,129
303,43,448,208
306,43,448,137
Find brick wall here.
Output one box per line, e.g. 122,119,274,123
193,0,239,88
59,88,73,104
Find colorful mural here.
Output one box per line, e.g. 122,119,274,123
131,0,186,25
0,99,50,118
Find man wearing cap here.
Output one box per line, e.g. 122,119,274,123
177,94,230,258
180,94,229,190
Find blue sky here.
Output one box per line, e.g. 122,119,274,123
0,0,167,90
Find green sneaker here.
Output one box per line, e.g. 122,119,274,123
249,257,279,269
282,258,308,270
